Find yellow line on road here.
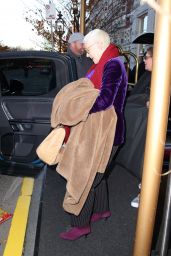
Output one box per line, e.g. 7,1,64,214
3,177,34,256
21,178,34,196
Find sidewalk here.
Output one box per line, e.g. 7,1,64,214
0,175,23,255
0,166,46,256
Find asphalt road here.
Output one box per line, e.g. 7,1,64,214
1,164,170,256
38,165,140,256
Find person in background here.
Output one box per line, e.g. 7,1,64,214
67,32,93,78
63,32,93,143
130,47,153,207
114,47,153,208
129,47,153,97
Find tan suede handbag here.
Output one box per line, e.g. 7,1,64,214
36,127,65,165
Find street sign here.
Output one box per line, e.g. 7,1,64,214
45,3,56,20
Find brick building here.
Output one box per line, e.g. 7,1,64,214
86,0,155,65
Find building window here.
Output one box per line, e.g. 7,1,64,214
138,13,148,34
136,13,148,57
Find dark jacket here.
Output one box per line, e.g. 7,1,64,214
129,61,146,83
130,71,151,96
67,48,93,79
115,97,148,180
114,72,151,179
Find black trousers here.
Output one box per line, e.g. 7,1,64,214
70,146,118,227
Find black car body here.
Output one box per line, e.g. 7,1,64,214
0,51,77,174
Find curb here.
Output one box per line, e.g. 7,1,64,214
23,166,47,256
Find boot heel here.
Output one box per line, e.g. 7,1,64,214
85,234,89,239
60,226,91,241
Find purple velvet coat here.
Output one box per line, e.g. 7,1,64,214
88,57,128,145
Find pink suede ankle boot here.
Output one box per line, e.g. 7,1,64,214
59,226,91,241
91,211,111,223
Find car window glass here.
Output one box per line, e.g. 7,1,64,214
0,58,56,96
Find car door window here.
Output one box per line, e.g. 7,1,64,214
0,58,56,96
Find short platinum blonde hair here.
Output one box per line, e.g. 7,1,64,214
83,29,110,47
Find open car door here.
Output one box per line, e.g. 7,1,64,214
0,51,77,175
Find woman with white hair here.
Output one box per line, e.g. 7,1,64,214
60,29,128,241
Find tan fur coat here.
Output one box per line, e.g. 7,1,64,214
51,78,117,216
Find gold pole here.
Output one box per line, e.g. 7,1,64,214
80,0,86,34
133,0,171,255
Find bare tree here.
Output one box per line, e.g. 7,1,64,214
0,42,29,52
0,42,10,52
25,0,80,51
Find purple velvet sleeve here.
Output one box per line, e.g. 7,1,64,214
90,59,123,113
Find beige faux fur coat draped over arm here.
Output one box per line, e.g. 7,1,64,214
51,78,117,216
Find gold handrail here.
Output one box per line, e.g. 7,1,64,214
116,45,139,85
123,51,139,84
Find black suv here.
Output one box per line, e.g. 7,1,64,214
0,51,77,174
